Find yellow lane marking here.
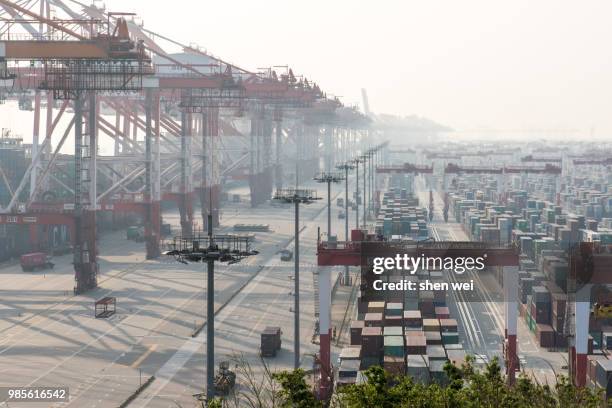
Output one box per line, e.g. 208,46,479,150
131,344,158,368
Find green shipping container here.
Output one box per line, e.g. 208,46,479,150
360,356,381,370
386,303,403,317
126,226,140,240
429,360,449,386
441,332,459,345
384,336,404,357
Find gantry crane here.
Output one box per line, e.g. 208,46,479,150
0,0,339,257
572,157,612,167
443,163,562,204
0,0,370,298
0,0,152,293
317,235,522,395
375,163,434,202
520,155,562,163
565,243,612,387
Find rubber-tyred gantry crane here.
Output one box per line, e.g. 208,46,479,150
521,154,562,163
443,163,563,204
316,234,522,398
375,163,434,209
565,243,612,387
572,157,612,167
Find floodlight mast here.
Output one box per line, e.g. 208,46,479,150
336,162,355,285
369,150,374,218
273,188,321,369
353,156,363,229
314,172,344,239
361,153,367,227
206,200,214,403
366,144,386,218
165,212,256,403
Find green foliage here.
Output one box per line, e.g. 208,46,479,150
335,357,608,408
207,353,608,408
272,369,322,408
206,398,223,408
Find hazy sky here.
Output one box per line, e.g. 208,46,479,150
88,1,612,136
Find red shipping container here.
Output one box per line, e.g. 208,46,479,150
536,324,554,348
435,307,450,319
383,356,405,376
351,229,365,241
385,316,402,327
362,327,383,357
403,310,423,327
439,318,458,332
419,301,435,318
405,335,427,355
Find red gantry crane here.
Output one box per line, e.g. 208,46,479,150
0,0,153,293
317,234,522,397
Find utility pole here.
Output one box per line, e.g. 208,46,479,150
273,188,320,368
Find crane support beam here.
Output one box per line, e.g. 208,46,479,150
0,41,112,59
376,163,434,174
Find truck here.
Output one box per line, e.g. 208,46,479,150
126,226,144,242
260,326,282,357
336,197,344,207
161,223,172,237
20,252,54,272
279,249,293,262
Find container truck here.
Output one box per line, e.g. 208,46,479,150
20,252,54,272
